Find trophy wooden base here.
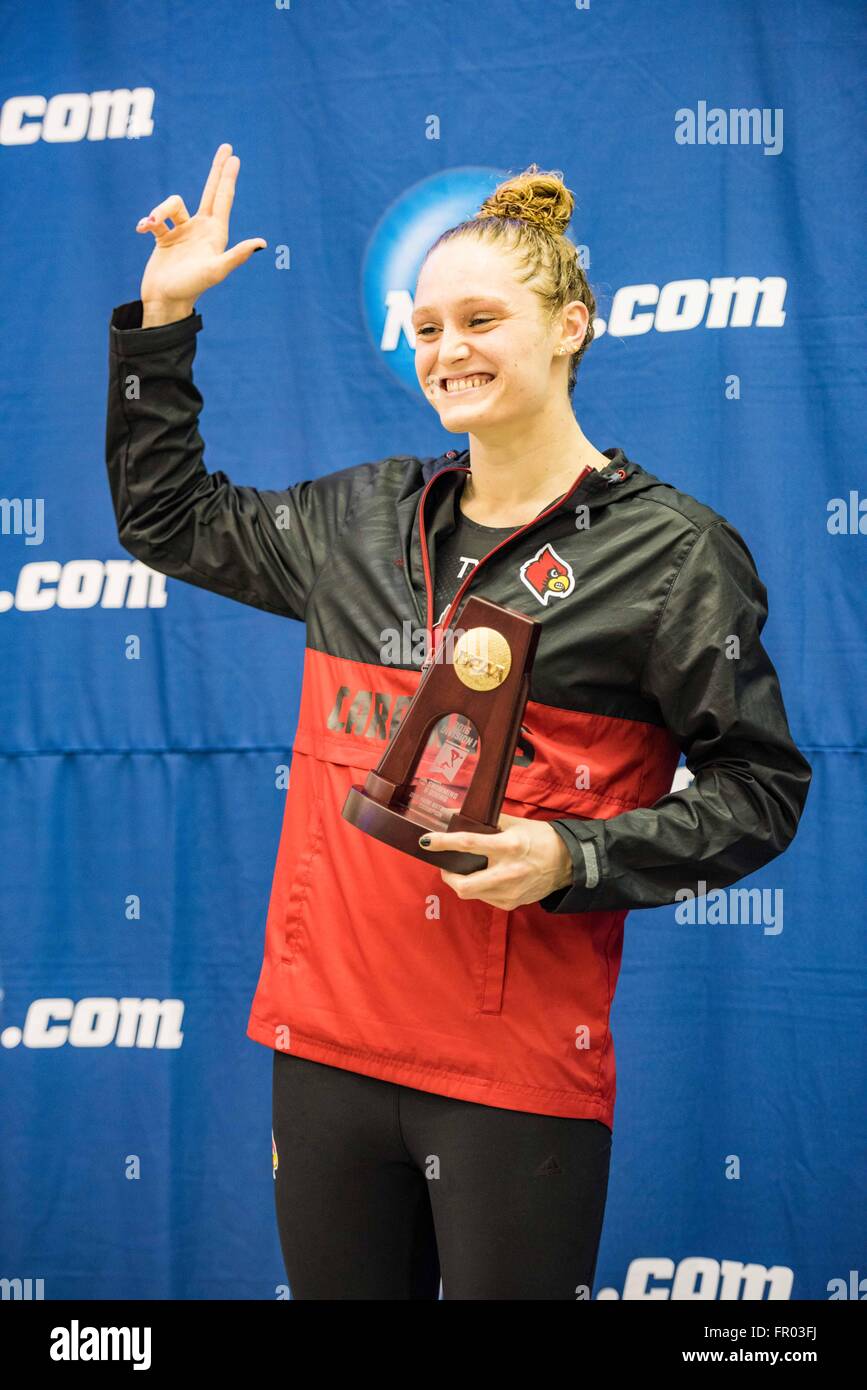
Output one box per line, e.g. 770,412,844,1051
342,782,496,874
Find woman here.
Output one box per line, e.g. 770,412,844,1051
107,144,812,1299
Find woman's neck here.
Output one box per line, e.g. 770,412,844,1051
458,422,610,527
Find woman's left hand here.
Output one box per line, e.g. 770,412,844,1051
418,812,574,909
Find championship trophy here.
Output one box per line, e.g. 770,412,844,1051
341,596,541,874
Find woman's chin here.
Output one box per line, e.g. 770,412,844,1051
437,393,500,426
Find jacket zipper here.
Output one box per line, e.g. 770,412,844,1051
401,466,467,632
416,461,596,671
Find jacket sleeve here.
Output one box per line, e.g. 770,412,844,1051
105,299,342,620
538,518,813,913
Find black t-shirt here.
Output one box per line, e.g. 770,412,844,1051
431,485,565,626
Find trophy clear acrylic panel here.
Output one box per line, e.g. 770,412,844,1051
394,711,481,832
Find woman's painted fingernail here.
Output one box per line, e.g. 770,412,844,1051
418,835,431,848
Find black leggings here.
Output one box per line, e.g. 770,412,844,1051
272,1049,612,1300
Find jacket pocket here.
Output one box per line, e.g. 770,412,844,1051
280,793,326,965
479,905,510,1014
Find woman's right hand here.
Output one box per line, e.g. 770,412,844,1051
136,142,266,325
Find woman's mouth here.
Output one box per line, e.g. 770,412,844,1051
430,373,497,396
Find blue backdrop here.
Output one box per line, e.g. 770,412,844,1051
1,0,864,1302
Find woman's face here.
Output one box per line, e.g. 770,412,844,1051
412,237,578,436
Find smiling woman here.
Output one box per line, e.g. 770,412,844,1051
106,145,811,1302
410,165,611,522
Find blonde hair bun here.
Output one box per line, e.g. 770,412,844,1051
473,163,575,238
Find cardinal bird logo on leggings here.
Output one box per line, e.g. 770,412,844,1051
519,543,575,606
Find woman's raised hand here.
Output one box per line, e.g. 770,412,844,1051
136,143,266,324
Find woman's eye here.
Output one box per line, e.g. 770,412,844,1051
416,317,494,338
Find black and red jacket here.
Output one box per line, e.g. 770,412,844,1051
105,300,812,1128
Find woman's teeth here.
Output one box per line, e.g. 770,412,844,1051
443,375,494,393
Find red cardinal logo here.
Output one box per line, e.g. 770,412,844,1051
519,543,575,605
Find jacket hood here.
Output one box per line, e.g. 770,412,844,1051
421,446,658,514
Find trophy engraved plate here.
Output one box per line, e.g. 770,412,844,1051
342,596,541,874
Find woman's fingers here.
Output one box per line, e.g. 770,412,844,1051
418,828,503,856
213,237,268,281
135,145,239,240
196,142,233,217
136,194,191,239
212,154,240,229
